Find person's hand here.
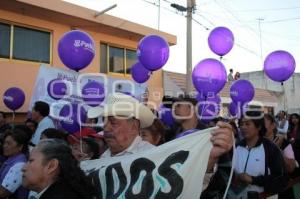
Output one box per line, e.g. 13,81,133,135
236,173,252,185
206,122,233,172
210,121,234,159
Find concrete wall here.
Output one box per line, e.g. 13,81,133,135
241,71,300,114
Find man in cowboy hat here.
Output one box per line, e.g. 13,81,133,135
88,92,233,171
88,92,156,157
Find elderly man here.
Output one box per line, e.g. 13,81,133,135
88,92,233,172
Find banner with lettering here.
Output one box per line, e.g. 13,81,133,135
81,128,213,199
29,64,147,119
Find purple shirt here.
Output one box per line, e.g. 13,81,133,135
0,153,28,199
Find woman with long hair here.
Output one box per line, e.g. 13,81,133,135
265,113,296,173
288,113,300,142
22,139,96,199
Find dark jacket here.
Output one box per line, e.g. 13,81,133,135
39,181,82,199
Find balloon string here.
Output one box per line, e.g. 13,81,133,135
200,103,207,119
80,123,83,154
12,111,15,129
200,97,208,120
282,82,287,111
223,133,236,199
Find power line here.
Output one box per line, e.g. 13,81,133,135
225,6,300,13
193,10,216,27
192,17,210,30
140,0,184,15
141,0,262,59
213,0,276,50
263,16,300,23
162,0,173,4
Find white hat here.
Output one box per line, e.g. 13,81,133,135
87,93,155,128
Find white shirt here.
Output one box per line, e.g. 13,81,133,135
277,120,289,134
30,116,55,145
101,136,155,158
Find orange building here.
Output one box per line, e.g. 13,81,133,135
0,0,177,122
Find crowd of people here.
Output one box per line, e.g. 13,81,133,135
0,92,299,199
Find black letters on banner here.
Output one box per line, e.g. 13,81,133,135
125,158,156,198
86,168,103,199
105,162,127,199
85,150,190,198
155,150,189,199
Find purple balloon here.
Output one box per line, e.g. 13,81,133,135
58,30,95,71
131,62,151,83
192,58,227,97
137,35,170,71
82,81,105,107
3,87,25,111
208,26,234,56
229,102,238,117
230,79,255,103
59,103,86,134
176,129,198,138
229,102,249,118
47,79,67,100
264,50,296,82
159,106,175,126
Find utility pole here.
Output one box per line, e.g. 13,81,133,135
171,0,195,94
186,0,195,94
257,18,264,64
257,18,268,90
158,0,161,30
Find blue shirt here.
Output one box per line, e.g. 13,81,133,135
30,116,55,145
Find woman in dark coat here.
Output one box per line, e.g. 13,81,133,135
22,139,96,199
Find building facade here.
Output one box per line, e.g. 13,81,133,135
0,0,176,121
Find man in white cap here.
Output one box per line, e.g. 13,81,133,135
88,92,233,171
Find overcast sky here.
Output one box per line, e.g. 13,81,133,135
65,0,300,74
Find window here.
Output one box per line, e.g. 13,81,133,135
0,22,51,63
109,46,124,73
126,49,137,74
100,43,137,75
0,23,10,58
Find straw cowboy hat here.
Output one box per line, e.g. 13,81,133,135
87,92,155,128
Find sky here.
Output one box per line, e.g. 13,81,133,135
64,0,300,74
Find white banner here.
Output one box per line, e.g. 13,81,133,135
29,64,147,120
81,128,213,199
